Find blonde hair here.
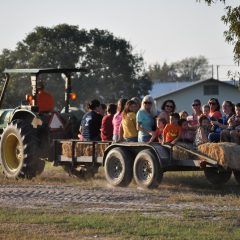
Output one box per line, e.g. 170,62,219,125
141,95,157,117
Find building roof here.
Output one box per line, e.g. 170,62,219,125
154,78,237,100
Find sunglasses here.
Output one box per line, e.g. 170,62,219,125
144,101,152,105
192,104,200,107
166,105,173,109
209,102,216,105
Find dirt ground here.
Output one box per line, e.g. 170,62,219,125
0,167,240,217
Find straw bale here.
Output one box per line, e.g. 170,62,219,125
75,142,85,157
84,145,93,156
197,142,240,170
62,142,72,158
172,142,195,160
97,143,109,157
72,143,110,157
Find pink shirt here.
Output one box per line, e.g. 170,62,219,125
112,111,122,135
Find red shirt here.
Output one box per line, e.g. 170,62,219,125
101,115,114,141
37,90,54,112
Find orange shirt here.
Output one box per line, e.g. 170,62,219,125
163,123,181,143
37,90,54,112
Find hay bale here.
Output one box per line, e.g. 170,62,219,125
75,143,93,157
197,142,240,170
83,145,93,156
75,142,85,157
63,142,110,158
172,142,195,160
62,142,72,158
96,143,109,157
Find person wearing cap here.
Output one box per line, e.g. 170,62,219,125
36,81,54,112
79,99,103,141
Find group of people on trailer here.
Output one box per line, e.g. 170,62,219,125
79,95,240,147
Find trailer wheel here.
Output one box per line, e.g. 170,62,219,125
133,149,163,189
0,120,44,179
233,170,240,184
104,147,133,187
204,167,232,186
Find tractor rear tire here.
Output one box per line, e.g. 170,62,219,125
0,120,45,179
133,149,163,189
204,167,232,186
104,147,133,187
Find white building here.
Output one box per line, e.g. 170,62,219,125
154,78,240,113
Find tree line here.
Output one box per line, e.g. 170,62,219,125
147,56,211,82
0,0,239,109
0,24,151,109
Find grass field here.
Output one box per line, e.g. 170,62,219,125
0,163,240,239
0,207,239,240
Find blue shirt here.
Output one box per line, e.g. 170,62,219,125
136,109,154,138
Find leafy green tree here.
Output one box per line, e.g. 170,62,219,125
173,56,210,81
222,6,240,63
0,24,151,108
148,62,177,82
200,0,240,64
147,56,210,82
148,63,162,81
75,28,151,104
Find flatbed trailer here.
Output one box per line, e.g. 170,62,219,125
53,140,240,188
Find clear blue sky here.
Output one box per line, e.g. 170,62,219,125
0,0,239,78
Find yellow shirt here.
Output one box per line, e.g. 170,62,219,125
122,112,138,139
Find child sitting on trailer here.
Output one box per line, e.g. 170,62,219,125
194,115,211,146
163,112,181,144
179,118,195,143
149,117,167,143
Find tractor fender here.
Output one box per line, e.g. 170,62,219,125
103,142,170,170
11,109,39,126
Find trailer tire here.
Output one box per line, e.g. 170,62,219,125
0,120,44,179
233,170,240,185
104,147,133,187
133,149,163,189
204,167,232,186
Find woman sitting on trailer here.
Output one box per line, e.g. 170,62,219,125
208,100,235,142
119,100,138,142
136,95,157,142
100,103,117,141
157,99,176,123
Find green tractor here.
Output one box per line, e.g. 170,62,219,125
0,68,86,179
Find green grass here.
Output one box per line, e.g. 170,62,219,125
0,207,239,240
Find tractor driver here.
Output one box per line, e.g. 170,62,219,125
36,81,54,113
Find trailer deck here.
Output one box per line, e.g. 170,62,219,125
51,139,240,188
